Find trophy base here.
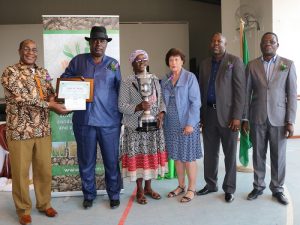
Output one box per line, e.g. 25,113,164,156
136,122,158,132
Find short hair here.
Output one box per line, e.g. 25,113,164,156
19,39,35,50
261,32,279,43
165,48,185,66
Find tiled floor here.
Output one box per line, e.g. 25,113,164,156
0,139,299,225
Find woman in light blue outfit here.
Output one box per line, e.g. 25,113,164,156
161,48,202,203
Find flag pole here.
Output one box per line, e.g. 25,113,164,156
237,18,253,173
240,18,244,59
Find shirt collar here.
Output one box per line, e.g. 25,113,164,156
261,55,277,63
212,52,226,63
18,61,38,70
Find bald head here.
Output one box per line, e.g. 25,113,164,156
18,39,38,67
211,32,227,43
210,32,227,59
19,39,36,51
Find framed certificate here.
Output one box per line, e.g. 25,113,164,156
56,77,94,102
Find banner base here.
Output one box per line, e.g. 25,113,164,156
51,189,124,197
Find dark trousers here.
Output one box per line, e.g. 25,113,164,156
202,107,238,194
73,124,121,200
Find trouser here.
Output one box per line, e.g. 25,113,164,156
73,124,121,201
202,107,238,194
7,136,52,218
250,120,286,193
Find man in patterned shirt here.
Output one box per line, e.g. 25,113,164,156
1,39,69,225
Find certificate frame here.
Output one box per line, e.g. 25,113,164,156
56,77,94,102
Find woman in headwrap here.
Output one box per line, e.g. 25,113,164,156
118,50,168,205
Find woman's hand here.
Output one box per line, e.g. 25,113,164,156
135,101,151,112
156,112,165,129
183,125,193,135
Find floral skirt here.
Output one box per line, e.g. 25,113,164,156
121,127,168,181
165,96,202,162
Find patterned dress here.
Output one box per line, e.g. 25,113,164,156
119,75,168,181
164,84,202,162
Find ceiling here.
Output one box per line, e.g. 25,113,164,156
193,0,221,5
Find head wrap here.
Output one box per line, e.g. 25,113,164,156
129,50,149,63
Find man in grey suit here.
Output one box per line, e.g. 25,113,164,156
197,33,246,202
243,32,297,205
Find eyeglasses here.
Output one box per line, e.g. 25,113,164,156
261,40,277,45
135,58,148,63
22,47,38,54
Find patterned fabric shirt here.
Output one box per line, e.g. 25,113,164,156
1,62,55,140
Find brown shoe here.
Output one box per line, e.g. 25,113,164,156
40,207,58,217
19,215,32,225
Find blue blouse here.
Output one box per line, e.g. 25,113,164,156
161,68,201,128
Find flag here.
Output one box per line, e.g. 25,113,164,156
239,20,252,167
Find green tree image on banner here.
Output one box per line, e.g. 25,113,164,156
239,29,252,167
50,112,75,142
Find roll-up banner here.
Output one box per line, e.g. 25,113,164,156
42,15,120,196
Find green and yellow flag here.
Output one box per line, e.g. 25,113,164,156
239,20,252,167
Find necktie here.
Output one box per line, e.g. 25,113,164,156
34,75,45,100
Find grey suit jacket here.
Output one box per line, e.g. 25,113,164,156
244,56,297,126
199,52,246,128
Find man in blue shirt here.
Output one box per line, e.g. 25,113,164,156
61,26,122,209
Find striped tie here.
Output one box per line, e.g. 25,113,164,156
34,75,45,100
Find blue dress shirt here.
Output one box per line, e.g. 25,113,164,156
261,55,277,81
61,53,122,127
207,59,221,105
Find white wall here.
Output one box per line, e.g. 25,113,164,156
273,0,300,93
222,0,272,60
120,22,189,78
273,0,300,134
221,0,240,56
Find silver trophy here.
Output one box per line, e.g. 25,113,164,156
136,69,158,132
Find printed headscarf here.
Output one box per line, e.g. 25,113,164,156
129,49,149,63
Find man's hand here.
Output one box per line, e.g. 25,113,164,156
241,121,250,135
135,101,151,112
156,112,165,129
228,119,241,132
285,123,294,138
48,98,70,115
183,125,193,135
48,94,56,102
200,119,204,129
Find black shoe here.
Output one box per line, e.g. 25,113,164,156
247,189,263,200
196,186,218,196
225,193,234,203
110,199,120,209
272,192,289,205
83,199,93,209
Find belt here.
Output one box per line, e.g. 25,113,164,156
207,103,216,109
